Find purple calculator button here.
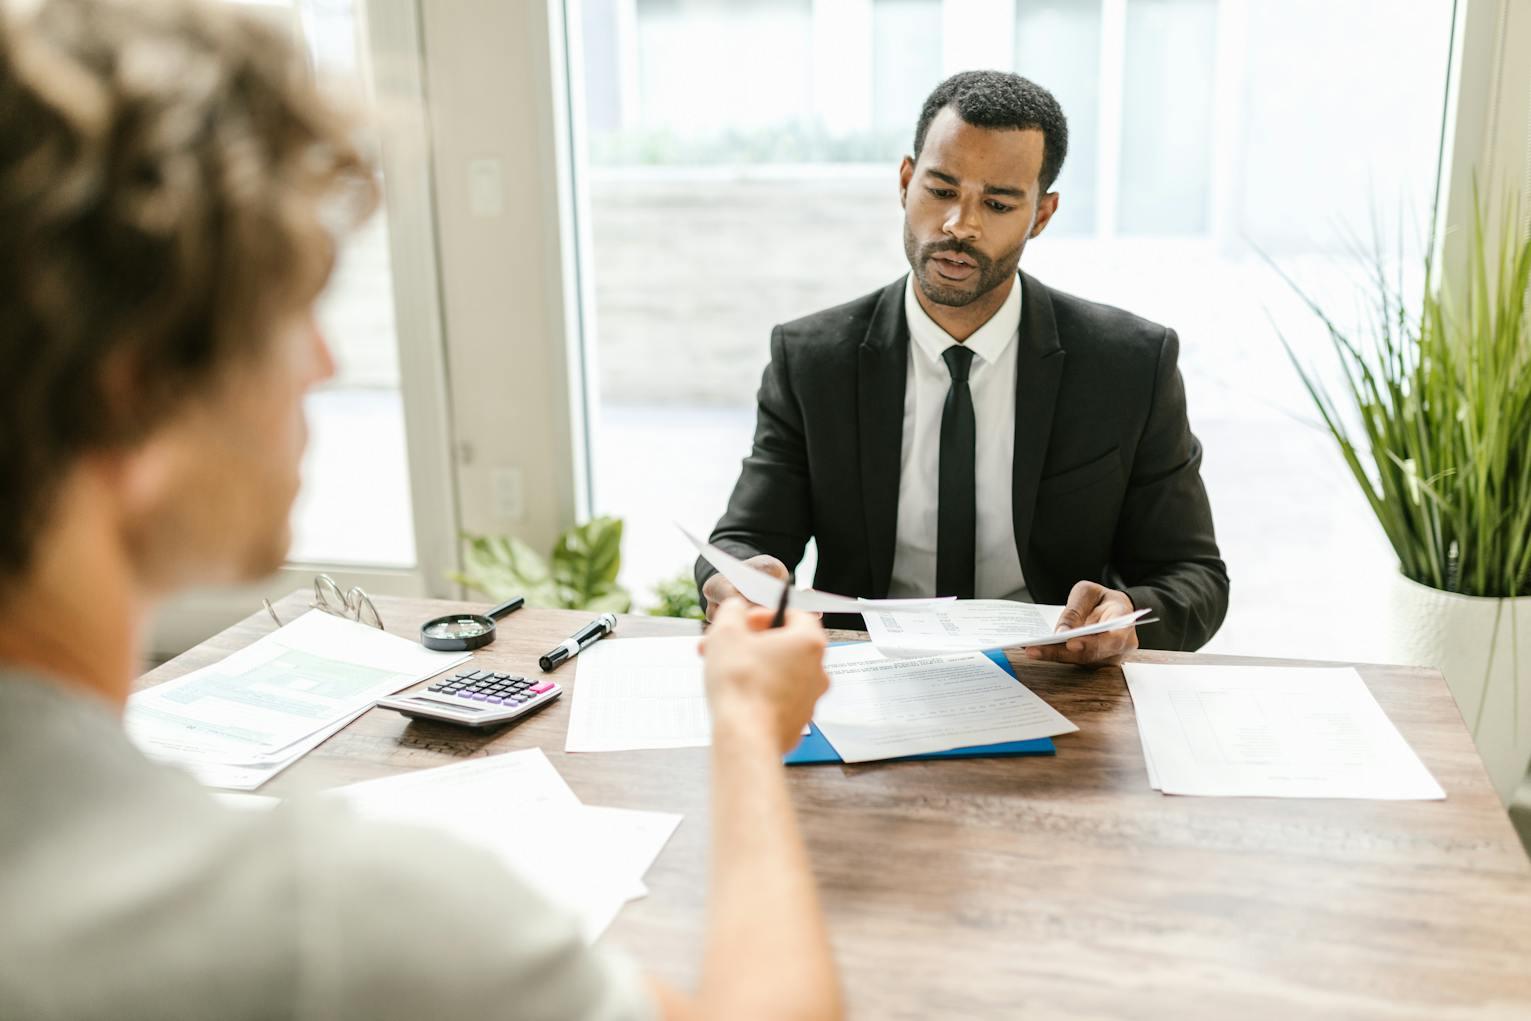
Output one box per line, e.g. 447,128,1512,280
468,693,489,701
486,696,504,704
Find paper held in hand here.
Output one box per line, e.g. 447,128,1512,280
863,600,1151,657
681,526,951,614
685,526,1150,655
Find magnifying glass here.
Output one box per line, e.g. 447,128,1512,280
419,597,525,651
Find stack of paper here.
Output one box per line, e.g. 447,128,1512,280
813,644,1077,762
565,635,1077,763
128,612,468,790
331,749,682,941
1123,663,1445,799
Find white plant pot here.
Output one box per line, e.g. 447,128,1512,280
1388,571,1531,802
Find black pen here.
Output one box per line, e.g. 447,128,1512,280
539,612,618,671
769,583,791,628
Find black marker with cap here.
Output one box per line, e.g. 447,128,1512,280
539,612,618,671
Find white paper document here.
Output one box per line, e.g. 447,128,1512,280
862,600,1150,656
564,636,711,752
337,745,582,812
1123,663,1445,800
213,792,279,811
682,527,951,614
128,611,467,789
564,636,811,753
176,707,370,789
812,644,1078,763
333,750,682,940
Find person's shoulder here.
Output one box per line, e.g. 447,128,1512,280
774,277,903,348
1038,278,1173,357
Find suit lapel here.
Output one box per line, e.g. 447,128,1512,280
858,278,910,598
1012,272,1066,566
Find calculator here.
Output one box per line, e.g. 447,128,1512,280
376,669,562,729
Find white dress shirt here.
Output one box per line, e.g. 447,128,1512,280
888,272,1029,601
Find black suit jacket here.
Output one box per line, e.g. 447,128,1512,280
696,273,1229,651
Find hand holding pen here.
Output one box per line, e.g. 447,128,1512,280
769,581,790,628
700,592,828,753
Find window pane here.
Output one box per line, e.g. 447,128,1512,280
1015,0,1102,234
1233,0,1449,249
874,1,944,144
1116,0,1217,235
229,0,417,567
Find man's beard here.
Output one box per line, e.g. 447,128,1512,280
903,222,1023,307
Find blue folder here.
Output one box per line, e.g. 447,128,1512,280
785,647,1056,765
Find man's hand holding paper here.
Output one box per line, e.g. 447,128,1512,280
1024,581,1142,666
690,529,1148,661
701,551,793,622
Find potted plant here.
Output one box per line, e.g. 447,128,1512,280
454,515,633,613
452,517,709,621
1285,197,1531,801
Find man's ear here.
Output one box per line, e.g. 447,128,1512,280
1030,191,1060,238
898,156,915,207
109,436,180,519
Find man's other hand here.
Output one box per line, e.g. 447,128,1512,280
701,554,790,621
700,598,829,753
1024,581,1139,666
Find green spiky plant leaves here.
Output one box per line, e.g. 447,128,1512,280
1281,194,1531,601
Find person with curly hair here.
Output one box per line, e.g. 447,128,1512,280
0,3,841,1019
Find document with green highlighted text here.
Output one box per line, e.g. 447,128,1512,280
127,611,467,789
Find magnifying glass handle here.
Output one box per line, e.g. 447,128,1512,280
487,597,525,620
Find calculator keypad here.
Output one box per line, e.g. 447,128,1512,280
427,670,547,706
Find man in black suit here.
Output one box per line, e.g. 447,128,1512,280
697,71,1228,663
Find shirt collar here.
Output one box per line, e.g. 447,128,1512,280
903,271,1023,370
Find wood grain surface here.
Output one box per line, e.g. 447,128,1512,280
137,593,1531,1019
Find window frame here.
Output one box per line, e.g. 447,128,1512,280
151,0,461,656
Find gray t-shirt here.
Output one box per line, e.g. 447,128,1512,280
0,672,656,1021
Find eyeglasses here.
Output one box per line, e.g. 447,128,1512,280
263,574,384,630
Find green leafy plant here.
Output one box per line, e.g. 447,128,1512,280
645,570,706,620
1280,193,1531,599
452,516,632,613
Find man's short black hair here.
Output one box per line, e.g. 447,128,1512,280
912,70,1069,192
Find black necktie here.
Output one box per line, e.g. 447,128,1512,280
937,345,977,599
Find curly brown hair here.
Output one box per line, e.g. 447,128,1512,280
0,0,378,582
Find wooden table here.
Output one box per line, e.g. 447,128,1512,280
138,593,1531,1019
